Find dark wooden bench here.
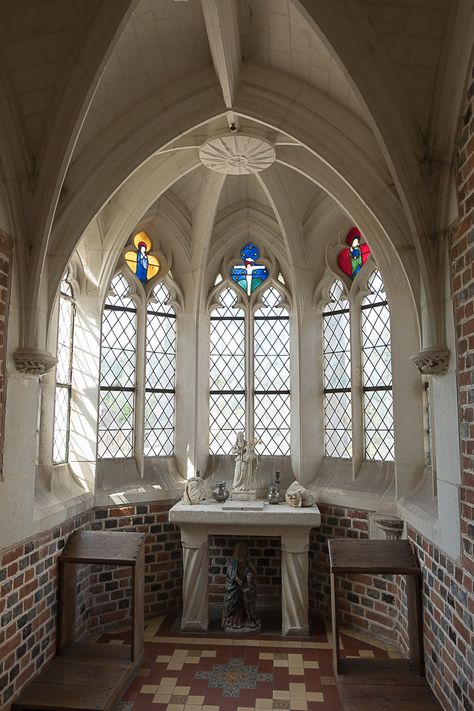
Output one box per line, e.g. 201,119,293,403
12,530,145,711
328,539,442,710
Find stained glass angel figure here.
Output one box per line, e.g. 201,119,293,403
231,243,269,296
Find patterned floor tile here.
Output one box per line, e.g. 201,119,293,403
104,613,401,711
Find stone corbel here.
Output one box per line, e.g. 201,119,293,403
375,516,404,540
13,348,57,377
410,347,450,376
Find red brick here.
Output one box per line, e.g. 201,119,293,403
2,545,23,565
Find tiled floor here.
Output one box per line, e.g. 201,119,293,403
98,614,401,711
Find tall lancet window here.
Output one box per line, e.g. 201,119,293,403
361,270,394,460
209,287,245,454
323,280,352,457
209,243,291,456
323,267,394,463
254,287,290,455
98,275,136,458
53,276,75,463
145,283,176,455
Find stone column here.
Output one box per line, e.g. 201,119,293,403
180,527,209,632
281,530,309,635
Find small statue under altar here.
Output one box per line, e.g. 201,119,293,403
222,542,261,633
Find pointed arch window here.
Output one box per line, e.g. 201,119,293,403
209,252,291,456
323,270,394,462
254,287,290,455
53,276,75,463
323,280,351,458
209,287,245,454
98,275,137,458
145,283,176,456
98,273,177,460
361,271,394,460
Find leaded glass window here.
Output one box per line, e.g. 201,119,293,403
98,275,136,458
209,287,245,454
209,277,291,456
254,287,290,455
323,280,351,457
361,270,394,460
53,277,74,463
145,283,176,455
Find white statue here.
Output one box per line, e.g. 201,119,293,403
231,432,247,491
285,480,316,508
182,471,205,505
243,440,259,484
231,433,258,500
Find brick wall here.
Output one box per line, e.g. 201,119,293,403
0,232,11,480
208,535,281,614
0,511,91,710
309,504,399,642
403,529,474,710
401,58,474,711
452,62,474,588
0,500,182,710
88,503,182,630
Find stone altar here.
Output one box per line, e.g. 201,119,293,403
169,499,321,636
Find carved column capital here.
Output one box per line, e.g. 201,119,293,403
410,347,450,375
13,349,57,377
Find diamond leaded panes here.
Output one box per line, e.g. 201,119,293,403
323,280,351,458
254,287,290,455
97,390,134,458
145,283,176,456
361,271,394,460
98,275,136,458
53,385,70,463
53,277,74,464
210,287,245,454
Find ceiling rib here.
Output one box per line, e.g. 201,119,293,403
201,0,241,127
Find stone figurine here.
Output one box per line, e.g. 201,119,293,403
231,432,247,490
231,432,258,500
285,480,316,508
182,471,205,505
222,543,261,633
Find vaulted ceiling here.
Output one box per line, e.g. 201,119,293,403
0,0,472,351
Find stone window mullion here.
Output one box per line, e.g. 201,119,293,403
350,299,363,477
134,296,147,475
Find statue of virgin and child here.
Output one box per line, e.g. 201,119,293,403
222,542,261,632
230,432,259,500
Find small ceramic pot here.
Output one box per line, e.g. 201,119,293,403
267,470,281,504
212,480,230,503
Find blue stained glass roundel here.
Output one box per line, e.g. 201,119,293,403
230,243,269,297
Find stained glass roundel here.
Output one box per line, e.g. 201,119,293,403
125,231,160,284
230,243,269,297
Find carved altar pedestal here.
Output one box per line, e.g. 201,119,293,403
169,500,321,636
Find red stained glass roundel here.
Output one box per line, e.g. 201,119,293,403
338,227,370,279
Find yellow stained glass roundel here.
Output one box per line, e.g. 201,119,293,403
125,231,160,283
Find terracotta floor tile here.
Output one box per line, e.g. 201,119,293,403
111,613,394,711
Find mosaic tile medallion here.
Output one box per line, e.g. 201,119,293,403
196,657,273,697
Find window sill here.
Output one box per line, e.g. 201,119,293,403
309,457,396,514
